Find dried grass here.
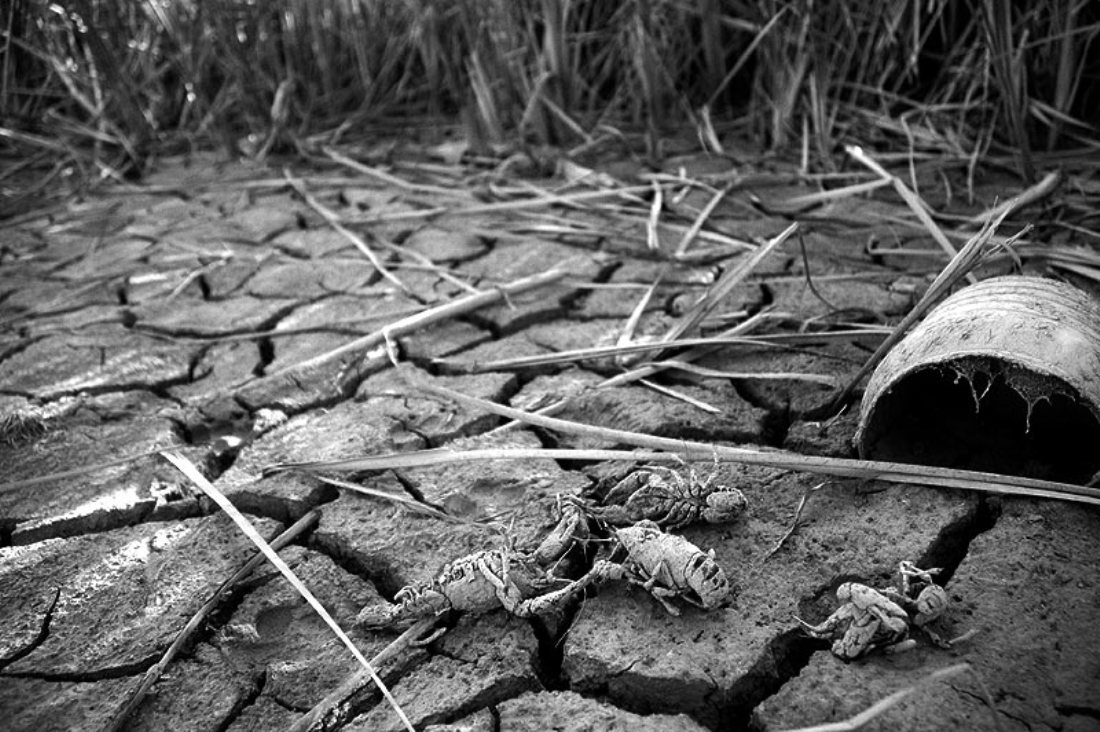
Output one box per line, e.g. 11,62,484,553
262,375,1100,507
162,451,416,732
3,0,1097,212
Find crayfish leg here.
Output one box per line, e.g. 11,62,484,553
533,495,591,564
411,617,451,646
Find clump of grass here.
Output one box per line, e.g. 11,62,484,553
2,0,1097,211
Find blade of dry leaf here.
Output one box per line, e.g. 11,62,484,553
287,616,440,732
393,372,1100,505
261,266,568,379
776,663,1001,732
106,510,322,732
820,206,1019,415
161,451,416,732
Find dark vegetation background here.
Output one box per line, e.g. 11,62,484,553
2,0,1098,215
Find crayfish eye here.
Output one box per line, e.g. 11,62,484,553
689,554,723,584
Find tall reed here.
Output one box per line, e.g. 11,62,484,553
2,0,1096,201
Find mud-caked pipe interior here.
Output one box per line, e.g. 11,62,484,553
860,360,1100,484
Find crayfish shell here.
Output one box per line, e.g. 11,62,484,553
856,276,1100,483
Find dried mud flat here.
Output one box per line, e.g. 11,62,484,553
1,149,1098,732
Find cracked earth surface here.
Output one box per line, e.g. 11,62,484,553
1,149,1098,731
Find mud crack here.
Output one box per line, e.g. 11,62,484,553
0,588,61,671
915,494,1002,585
735,493,1003,728
722,628,824,729
729,379,792,447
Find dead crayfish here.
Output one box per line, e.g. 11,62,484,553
362,489,735,632
586,463,747,530
797,582,911,659
587,519,733,614
797,561,956,659
357,545,590,631
883,561,951,647
533,496,733,614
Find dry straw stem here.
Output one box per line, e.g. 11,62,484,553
0,446,177,494
262,267,568,379
323,146,467,199
146,306,431,345
699,104,726,154
618,271,663,351
640,378,722,412
10,0,1097,206
101,177,374,197
0,125,71,154
763,481,827,562
763,177,892,213
822,205,1018,414
479,309,777,435
287,617,440,732
312,475,491,527
649,360,839,387
341,183,669,225
604,305,774,391
962,169,1063,227
288,160,479,295
845,145,971,281
105,510,322,732
673,182,734,255
646,179,663,250
433,328,888,374
265,447,676,477
657,223,798,352
777,662,1002,732
624,215,758,257
266,439,1100,508
162,451,417,732
1039,245,1100,285
980,0,1034,181
392,372,1100,506
432,334,786,373
283,169,408,293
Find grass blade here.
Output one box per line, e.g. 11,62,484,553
161,451,416,732
398,369,1100,505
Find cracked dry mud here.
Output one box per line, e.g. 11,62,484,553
2,151,1098,732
